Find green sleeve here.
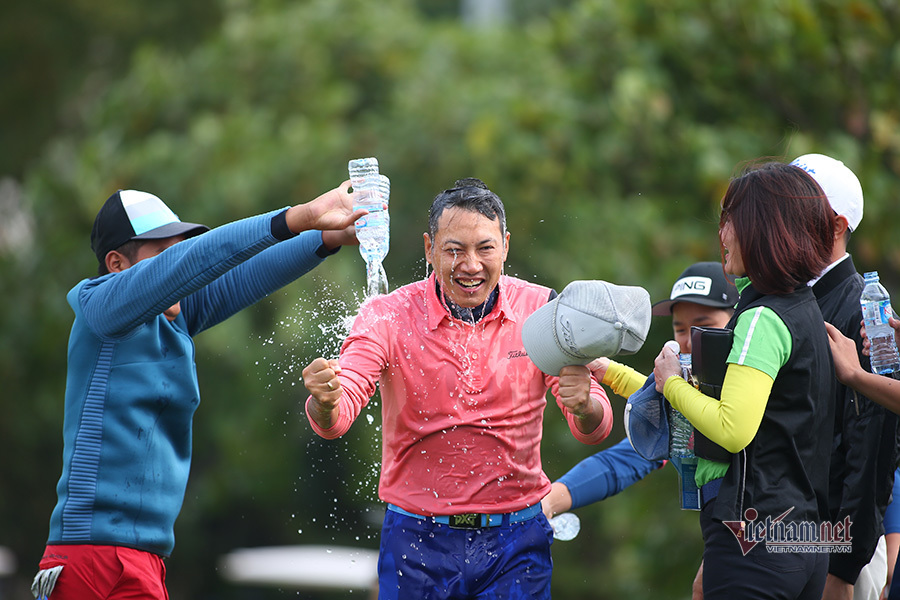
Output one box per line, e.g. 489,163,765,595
727,305,792,378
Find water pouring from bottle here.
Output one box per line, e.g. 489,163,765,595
349,158,390,298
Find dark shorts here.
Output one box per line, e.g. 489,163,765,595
377,509,553,600
38,544,168,600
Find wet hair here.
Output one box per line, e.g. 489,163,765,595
428,178,507,241
719,162,835,295
96,239,144,276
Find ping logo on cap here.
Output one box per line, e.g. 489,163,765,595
671,276,712,299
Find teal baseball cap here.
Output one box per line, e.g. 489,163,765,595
91,189,208,263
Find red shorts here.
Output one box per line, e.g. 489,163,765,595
39,545,168,600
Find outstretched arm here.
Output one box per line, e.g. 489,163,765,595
826,321,900,415
541,438,664,518
285,181,367,238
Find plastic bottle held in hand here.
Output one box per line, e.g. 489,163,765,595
860,271,900,376
664,341,695,459
549,512,581,541
348,158,388,264
348,158,390,295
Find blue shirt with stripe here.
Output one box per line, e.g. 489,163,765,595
48,209,328,556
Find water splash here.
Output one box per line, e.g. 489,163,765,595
256,275,384,545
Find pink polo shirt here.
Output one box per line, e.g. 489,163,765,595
306,274,612,515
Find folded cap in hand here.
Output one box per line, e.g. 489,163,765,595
522,280,651,376
624,373,670,462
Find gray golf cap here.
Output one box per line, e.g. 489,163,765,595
522,280,652,376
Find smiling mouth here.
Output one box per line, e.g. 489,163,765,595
454,277,483,290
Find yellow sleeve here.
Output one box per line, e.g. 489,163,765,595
602,361,646,399
662,363,773,453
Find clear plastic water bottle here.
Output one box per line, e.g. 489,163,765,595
664,342,694,459
549,512,581,541
860,271,900,376
348,157,379,189
663,341,700,510
348,158,390,296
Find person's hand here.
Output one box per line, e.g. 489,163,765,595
586,357,610,384
653,342,681,393
855,316,899,357
860,318,871,357
557,365,594,417
302,357,343,429
286,181,369,236
855,316,900,355
825,322,864,386
541,482,573,519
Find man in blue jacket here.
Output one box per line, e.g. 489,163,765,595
33,184,365,599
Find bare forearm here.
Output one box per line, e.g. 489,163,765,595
541,482,573,518
572,399,605,434
306,396,341,432
285,203,316,234
843,369,900,415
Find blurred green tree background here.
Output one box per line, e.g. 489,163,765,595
2,0,899,598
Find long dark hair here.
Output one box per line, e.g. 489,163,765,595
719,162,834,295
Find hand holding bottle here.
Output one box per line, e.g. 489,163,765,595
860,315,900,358
653,340,682,393
860,271,900,376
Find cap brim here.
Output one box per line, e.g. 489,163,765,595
133,221,209,241
522,300,590,376
651,296,735,317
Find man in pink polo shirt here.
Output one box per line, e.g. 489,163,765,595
302,178,614,599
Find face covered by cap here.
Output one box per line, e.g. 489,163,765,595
522,280,652,376
90,189,209,264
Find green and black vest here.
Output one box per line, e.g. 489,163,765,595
707,283,835,524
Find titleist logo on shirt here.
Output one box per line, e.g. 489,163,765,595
508,350,528,359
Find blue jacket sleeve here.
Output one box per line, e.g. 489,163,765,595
76,209,331,338
557,438,664,510
181,229,326,335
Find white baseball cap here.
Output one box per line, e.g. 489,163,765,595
790,153,863,232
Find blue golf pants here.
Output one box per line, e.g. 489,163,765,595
377,509,553,599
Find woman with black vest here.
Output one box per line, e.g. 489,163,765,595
653,161,837,599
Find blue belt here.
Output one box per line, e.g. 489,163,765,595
386,503,542,529
700,477,723,506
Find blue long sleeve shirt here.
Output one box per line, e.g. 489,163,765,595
558,438,663,510
48,209,330,556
